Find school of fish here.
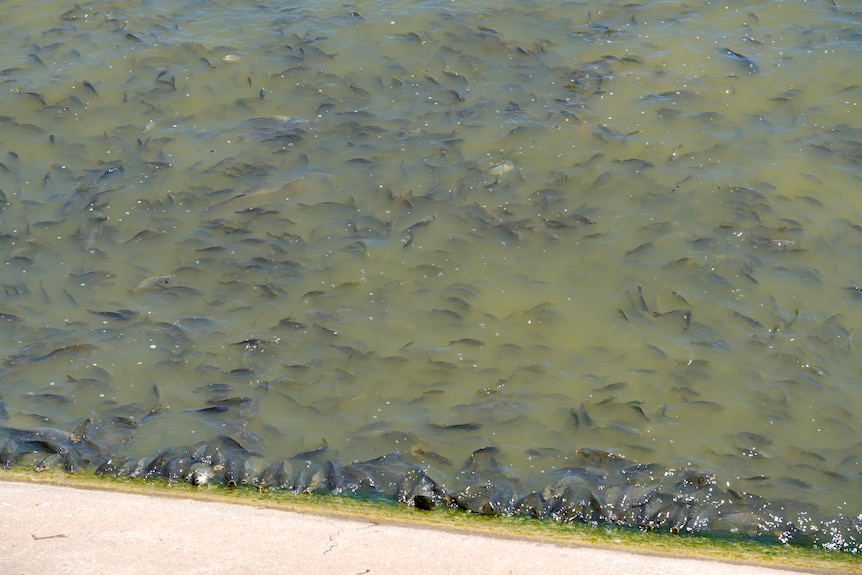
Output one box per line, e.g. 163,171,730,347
1,0,861,554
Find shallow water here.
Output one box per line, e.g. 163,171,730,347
1,0,861,551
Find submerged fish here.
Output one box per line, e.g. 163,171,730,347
4,343,95,365
134,274,174,291
430,422,482,431
87,308,138,321
292,438,328,460
720,48,759,73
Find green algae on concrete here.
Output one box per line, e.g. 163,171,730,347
1,470,858,574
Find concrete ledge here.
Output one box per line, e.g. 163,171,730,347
0,479,838,574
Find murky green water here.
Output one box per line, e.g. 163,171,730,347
1,0,861,552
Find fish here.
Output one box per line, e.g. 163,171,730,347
402,214,437,248
733,311,764,328
253,461,282,490
442,69,468,85
187,462,213,486
87,308,138,321
34,452,67,472
448,338,484,347
184,406,229,414
720,48,759,73
0,440,18,468
98,163,124,181
234,338,269,350
642,89,696,102
134,274,174,290
629,404,650,421
292,438,328,460
69,418,92,443
736,431,773,447
4,343,95,365
206,396,255,407
223,456,239,487
95,457,130,477
594,382,627,393
569,408,580,429
578,402,595,429
123,229,161,244
430,422,482,431
69,270,116,285
194,383,235,394
274,460,294,489
603,423,641,436
410,445,452,466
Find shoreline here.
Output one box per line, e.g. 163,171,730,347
1,474,857,574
